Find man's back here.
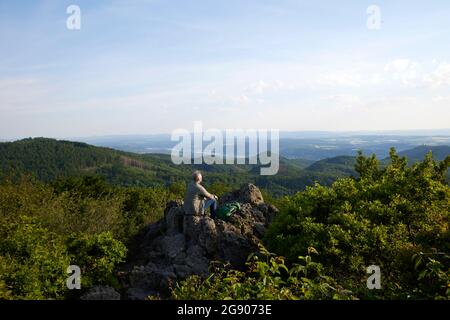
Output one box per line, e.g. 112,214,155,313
183,181,212,215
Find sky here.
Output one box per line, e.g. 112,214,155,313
0,0,450,139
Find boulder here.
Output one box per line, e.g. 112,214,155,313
126,287,158,300
164,200,184,235
80,286,121,300
185,245,209,275
160,234,186,259
220,183,264,206
197,217,218,255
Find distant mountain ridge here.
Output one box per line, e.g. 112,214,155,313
74,132,450,160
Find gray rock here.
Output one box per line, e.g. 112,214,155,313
183,214,202,244
217,227,253,265
173,264,192,278
127,287,158,300
159,270,177,292
198,217,217,254
253,222,266,237
165,204,184,235
143,220,163,243
80,286,120,300
185,245,209,275
128,263,176,294
161,234,185,259
220,183,264,206
173,251,187,265
128,265,152,289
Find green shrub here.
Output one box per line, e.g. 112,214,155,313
0,216,70,300
412,252,450,299
172,246,354,300
265,149,450,299
0,178,132,299
66,232,127,289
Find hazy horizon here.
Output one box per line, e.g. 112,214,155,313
1,127,449,142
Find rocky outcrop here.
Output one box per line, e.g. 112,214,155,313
121,184,278,300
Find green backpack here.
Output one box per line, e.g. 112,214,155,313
216,202,241,220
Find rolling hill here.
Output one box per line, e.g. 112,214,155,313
305,156,357,176
0,138,349,195
397,145,450,162
0,138,448,196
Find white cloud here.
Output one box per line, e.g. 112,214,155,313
231,94,250,103
315,71,363,87
247,80,270,94
2,57,449,138
424,62,450,87
385,59,413,72
384,59,420,87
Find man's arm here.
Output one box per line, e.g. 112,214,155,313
196,184,216,200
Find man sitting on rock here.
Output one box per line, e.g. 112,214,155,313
184,170,218,218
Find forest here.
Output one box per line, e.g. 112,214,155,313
0,139,448,300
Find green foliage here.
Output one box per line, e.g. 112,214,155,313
66,232,127,288
1,140,448,300
0,214,127,299
0,216,69,299
0,176,168,300
51,175,113,198
172,246,353,300
0,138,362,196
412,252,450,299
0,176,126,239
306,156,357,177
206,182,233,197
265,148,450,299
0,138,117,183
0,279,13,300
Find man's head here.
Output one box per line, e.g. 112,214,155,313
192,170,202,183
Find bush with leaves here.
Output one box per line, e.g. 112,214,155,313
0,178,131,299
0,216,127,299
265,149,450,299
66,232,127,289
412,252,450,299
171,246,354,300
0,216,70,299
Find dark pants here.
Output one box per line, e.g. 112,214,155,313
203,199,218,218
